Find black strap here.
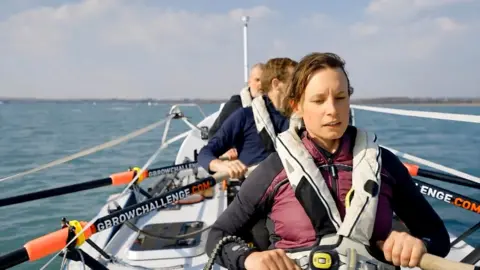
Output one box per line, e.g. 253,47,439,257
258,129,276,154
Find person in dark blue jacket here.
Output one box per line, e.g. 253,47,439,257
208,63,264,139
198,57,298,178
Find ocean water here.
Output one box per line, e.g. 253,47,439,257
0,102,478,269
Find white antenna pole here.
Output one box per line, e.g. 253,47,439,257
242,15,249,85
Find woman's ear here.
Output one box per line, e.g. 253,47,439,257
290,100,303,117
294,106,303,118
271,78,280,90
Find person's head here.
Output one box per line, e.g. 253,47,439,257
282,52,354,149
260,57,298,109
248,63,264,97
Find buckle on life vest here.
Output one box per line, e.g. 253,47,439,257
309,246,382,270
309,247,340,270
200,126,209,140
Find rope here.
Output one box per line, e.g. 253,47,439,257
351,105,480,124
0,117,170,183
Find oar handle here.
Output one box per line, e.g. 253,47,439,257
419,253,476,270
212,171,231,182
377,240,477,270
211,165,258,183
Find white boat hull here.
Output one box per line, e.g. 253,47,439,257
67,105,479,269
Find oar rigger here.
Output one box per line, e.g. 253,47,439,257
59,217,111,269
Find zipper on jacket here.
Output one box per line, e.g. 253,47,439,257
327,158,339,201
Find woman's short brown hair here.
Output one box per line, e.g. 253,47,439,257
260,57,298,93
282,52,354,117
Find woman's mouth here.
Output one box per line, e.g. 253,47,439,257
324,121,341,127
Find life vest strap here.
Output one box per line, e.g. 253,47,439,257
239,87,253,108
286,235,395,270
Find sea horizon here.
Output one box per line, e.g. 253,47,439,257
1,96,480,106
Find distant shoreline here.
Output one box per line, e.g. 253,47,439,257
358,103,480,107
1,97,479,106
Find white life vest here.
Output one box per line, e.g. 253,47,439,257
239,87,253,108
275,126,395,270
240,87,277,147
251,95,278,151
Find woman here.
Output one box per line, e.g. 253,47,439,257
197,57,297,178
205,52,450,270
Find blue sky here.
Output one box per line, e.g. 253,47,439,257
0,0,479,99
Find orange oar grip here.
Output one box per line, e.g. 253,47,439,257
403,163,419,177
110,171,135,186
24,221,95,261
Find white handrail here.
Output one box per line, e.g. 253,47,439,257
351,105,480,124
169,103,207,118
383,146,480,184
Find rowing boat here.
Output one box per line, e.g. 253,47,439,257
0,102,478,270
63,103,480,270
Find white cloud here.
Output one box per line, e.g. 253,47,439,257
435,17,467,32
366,0,474,19
350,22,380,36
0,1,278,99
414,0,474,9
0,0,479,99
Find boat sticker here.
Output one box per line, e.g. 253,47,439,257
94,176,216,232
413,179,479,214
148,162,197,178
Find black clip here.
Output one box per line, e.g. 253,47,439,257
59,217,77,252
200,126,209,140
171,112,185,119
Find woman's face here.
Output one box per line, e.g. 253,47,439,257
295,67,350,141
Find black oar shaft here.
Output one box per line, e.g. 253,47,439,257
0,162,199,208
418,168,480,189
0,177,111,207
0,247,28,269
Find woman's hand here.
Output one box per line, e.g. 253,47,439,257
377,231,427,268
209,159,247,179
244,250,301,270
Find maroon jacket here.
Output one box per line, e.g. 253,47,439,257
206,126,450,270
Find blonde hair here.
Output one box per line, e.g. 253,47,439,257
260,58,298,93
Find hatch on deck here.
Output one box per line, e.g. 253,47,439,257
127,221,208,260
